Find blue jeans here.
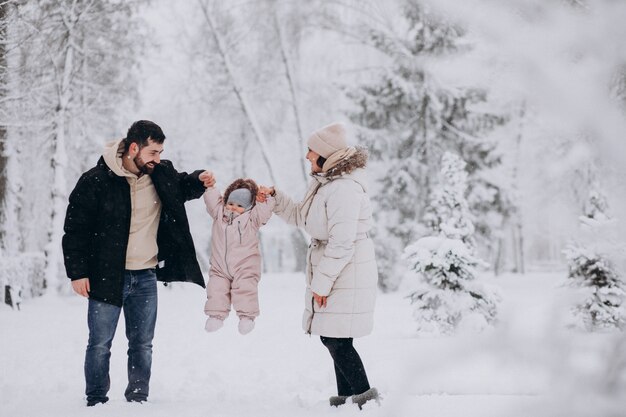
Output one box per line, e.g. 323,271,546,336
84,269,158,404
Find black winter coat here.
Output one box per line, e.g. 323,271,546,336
62,157,206,306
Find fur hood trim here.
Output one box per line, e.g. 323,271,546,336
323,146,368,179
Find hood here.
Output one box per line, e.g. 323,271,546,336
103,139,134,178
222,208,247,224
314,146,370,192
343,167,370,193
223,178,258,211
324,146,368,178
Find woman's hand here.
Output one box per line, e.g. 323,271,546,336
257,186,275,202
313,292,327,308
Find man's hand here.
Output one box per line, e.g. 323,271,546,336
313,292,327,308
199,171,215,188
72,278,90,298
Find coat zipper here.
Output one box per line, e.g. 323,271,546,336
237,220,242,244
224,212,233,277
120,182,133,295
308,296,315,335
307,241,314,335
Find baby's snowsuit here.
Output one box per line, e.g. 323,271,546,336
203,187,274,319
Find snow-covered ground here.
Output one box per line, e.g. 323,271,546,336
1,272,622,417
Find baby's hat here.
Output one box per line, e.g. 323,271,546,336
227,188,253,210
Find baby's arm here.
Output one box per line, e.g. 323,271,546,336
203,187,224,220
251,196,275,228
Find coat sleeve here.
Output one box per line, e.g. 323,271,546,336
62,174,98,280
310,180,362,296
272,181,316,228
170,164,206,201
250,196,275,229
203,187,223,220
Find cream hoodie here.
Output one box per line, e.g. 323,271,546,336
103,140,162,270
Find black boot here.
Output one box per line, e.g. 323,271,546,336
86,398,108,407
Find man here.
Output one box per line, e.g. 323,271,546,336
62,120,214,406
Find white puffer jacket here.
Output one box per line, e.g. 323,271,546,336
273,148,378,338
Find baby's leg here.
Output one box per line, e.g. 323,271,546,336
204,272,232,319
231,275,260,319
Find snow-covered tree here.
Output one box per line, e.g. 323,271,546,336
0,0,144,300
180,0,345,272
424,0,626,277
564,188,625,331
347,0,511,291
0,3,8,229
0,1,47,306
423,150,476,247
27,0,144,290
183,0,336,185
404,152,498,334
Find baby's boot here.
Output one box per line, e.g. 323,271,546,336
238,317,255,335
204,316,224,332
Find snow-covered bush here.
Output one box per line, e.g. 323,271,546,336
404,152,499,334
404,236,498,334
564,246,625,331
564,187,625,331
0,252,46,309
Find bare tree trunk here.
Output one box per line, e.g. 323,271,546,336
272,8,308,185
272,6,310,272
290,229,307,272
507,102,527,274
237,127,250,178
0,3,8,246
198,0,277,185
199,1,311,271
45,17,74,290
493,230,505,276
45,108,69,289
511,226,519,273
515,222,526,274
0,2,8,306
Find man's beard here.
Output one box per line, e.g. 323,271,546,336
134,155,156,175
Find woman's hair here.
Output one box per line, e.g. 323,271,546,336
223,178,258,207
316,155,327,170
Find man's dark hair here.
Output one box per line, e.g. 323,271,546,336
124,120,166,151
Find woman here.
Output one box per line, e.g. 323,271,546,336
261,122,379,409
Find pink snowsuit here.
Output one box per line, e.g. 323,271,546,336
203,187,274,319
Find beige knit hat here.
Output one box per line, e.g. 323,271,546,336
306,122,347,158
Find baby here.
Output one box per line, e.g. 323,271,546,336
203,178,274,334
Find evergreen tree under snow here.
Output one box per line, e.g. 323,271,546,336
404,152,499,334
347,0,511,291
564,189,625,331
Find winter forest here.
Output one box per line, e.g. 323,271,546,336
2,0,626,416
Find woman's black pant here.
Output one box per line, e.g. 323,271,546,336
320,336,371,396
